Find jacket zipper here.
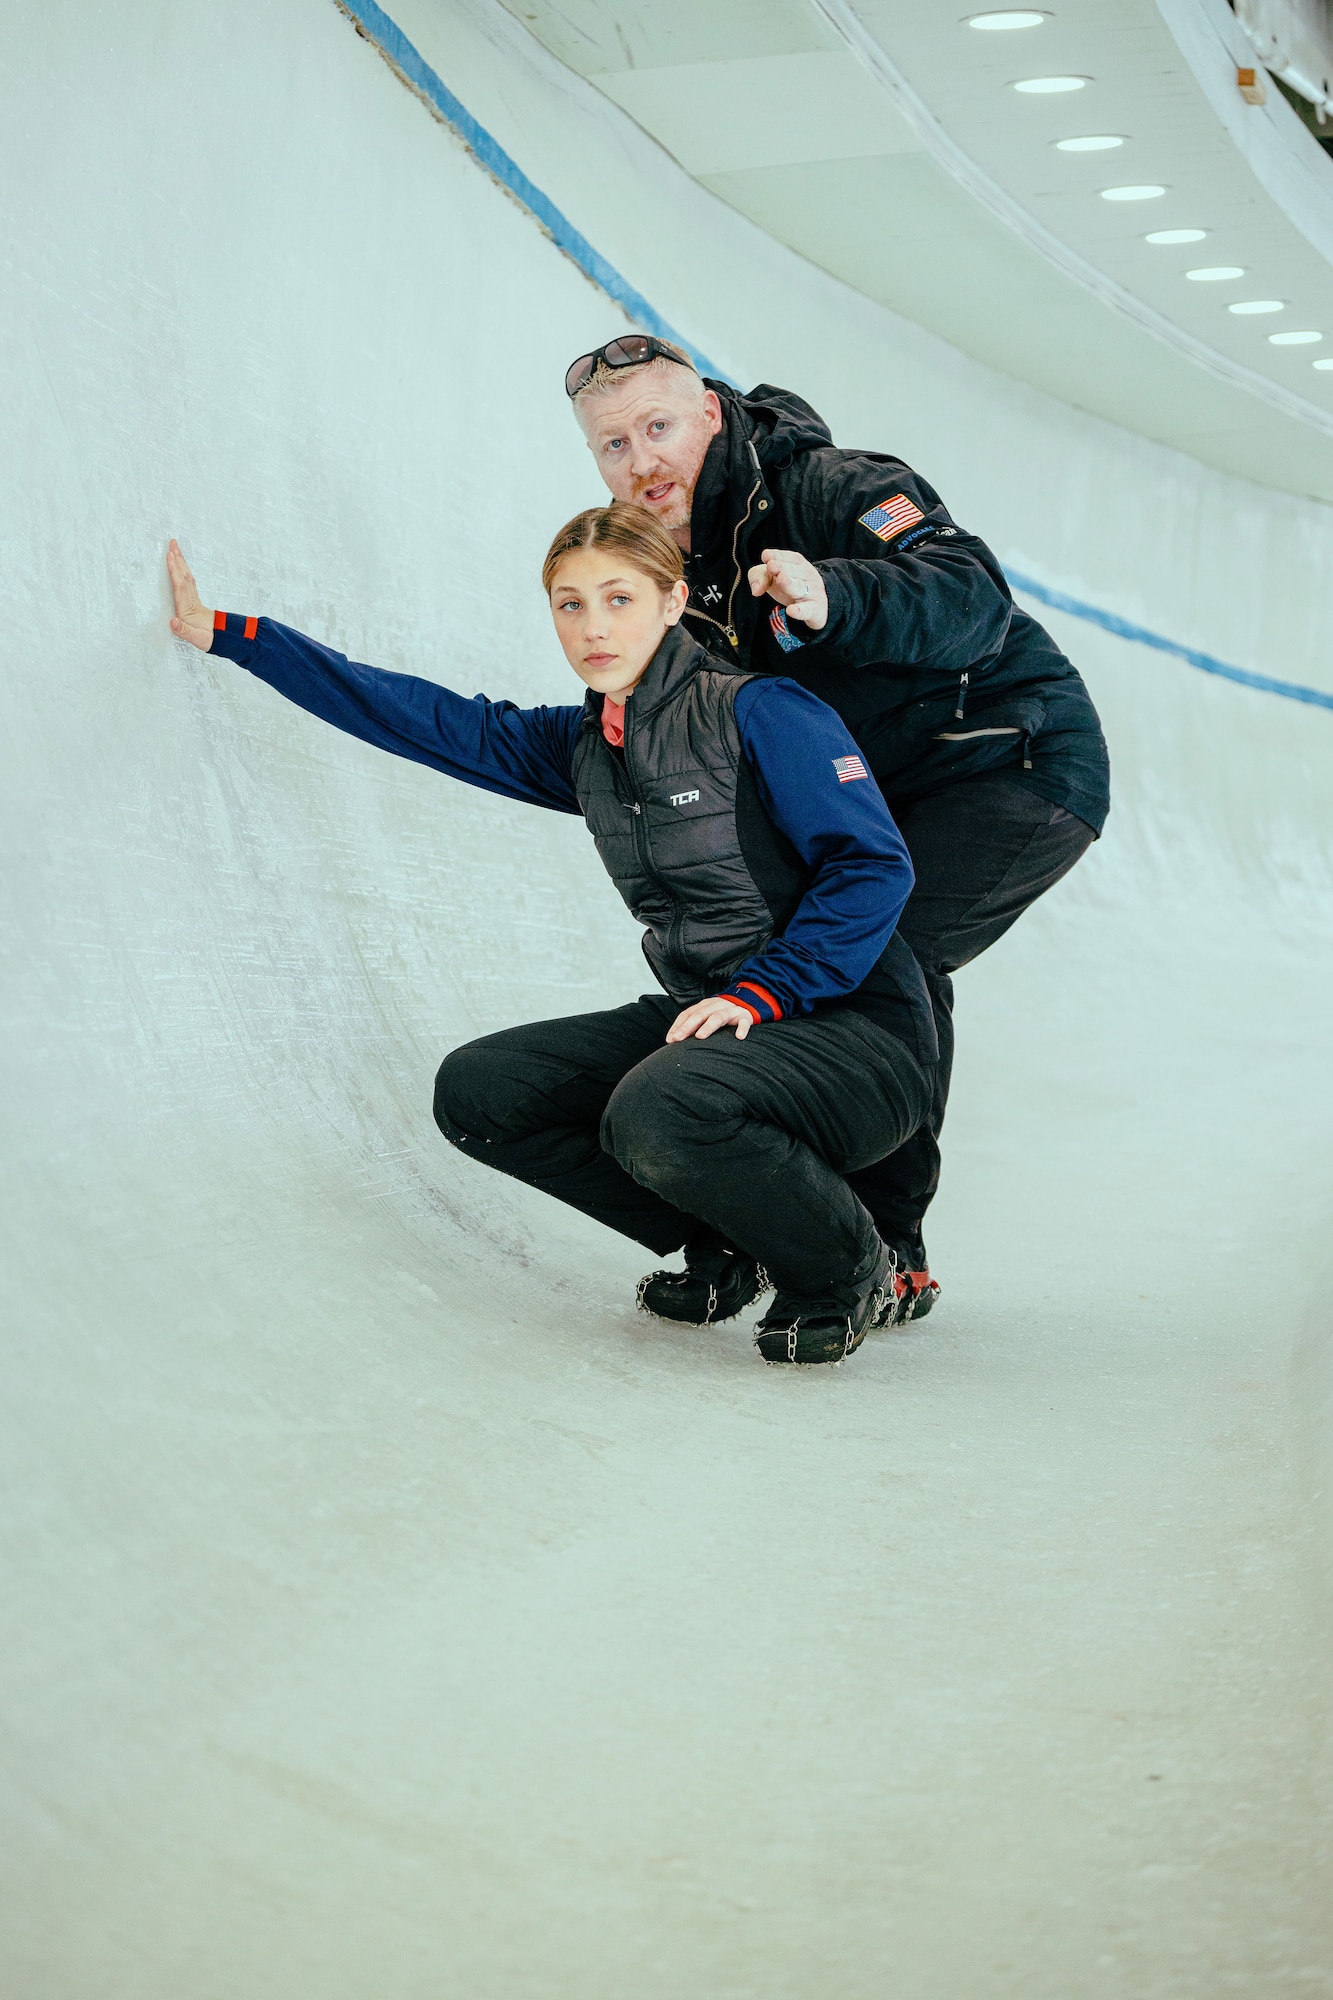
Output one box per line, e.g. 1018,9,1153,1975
686,442,764,652
618,723,680,945
936,726,1020,741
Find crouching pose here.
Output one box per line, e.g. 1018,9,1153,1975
166,508,938,1365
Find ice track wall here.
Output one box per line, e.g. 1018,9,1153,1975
2,3,1331,1995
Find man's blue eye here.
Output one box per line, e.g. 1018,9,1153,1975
607,438,625,452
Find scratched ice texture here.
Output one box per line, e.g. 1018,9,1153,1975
1,4,1330,1997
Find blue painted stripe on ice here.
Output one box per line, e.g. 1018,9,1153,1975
332,0,735,384
337,3,1329,716
1006,568,1333,712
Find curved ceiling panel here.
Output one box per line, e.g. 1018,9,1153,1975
498,0,1333,502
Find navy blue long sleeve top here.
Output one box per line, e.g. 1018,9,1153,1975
208,613,915,1022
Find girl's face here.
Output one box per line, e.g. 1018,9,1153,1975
548,549,689,699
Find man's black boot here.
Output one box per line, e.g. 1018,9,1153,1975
637,1233,768,1327
875,1229,941,1327
753,1241,897,1366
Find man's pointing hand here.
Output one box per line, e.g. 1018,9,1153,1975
747,548,828,631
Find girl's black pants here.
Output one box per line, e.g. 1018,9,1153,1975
434,995,931,1297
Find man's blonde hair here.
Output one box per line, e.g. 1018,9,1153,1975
571,339,700,404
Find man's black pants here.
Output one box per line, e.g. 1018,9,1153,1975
434,996,932,1297
856,773,1097,1248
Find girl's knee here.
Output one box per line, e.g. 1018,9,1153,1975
433,1041,495,1142
602,1062,671,1169
601,1055,723,1182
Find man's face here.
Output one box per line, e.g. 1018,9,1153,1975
576,367,723,547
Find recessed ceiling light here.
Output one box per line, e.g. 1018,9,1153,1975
1101,185,1166,201
969,9,1048,26
1313,357,1333,369
1269,329,1322,344
1185,266,1244,281
1014,75,1087,93
1228,299,1285,314
1146,228,1207,244
1055,135,1124,151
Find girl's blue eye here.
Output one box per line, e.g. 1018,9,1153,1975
559,598,580,612
610,594,630,606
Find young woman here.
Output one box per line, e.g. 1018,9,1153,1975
166,508,938,1365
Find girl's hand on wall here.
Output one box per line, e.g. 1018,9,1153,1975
666,996,755,1044
167,540,216,651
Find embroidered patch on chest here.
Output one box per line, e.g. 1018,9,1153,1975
859,494,925,542
833,754,869,783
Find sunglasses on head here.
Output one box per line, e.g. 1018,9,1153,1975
564,334,697,400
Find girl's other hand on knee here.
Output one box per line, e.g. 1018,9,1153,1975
666,996,754,1044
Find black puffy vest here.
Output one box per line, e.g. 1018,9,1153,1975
570,626,937,1064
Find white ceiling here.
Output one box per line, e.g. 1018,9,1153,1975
496,0,1333,503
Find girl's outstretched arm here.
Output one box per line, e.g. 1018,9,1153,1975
166,541,582,814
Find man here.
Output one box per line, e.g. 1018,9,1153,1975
564,333,1110,1313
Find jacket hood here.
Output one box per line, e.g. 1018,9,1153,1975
685,382,834,589
705,380,834,471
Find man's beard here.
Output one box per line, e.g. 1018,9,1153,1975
636,480,692,531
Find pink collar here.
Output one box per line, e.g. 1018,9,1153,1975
601,697,625,748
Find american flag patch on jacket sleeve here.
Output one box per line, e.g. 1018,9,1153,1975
859,494,925,542
833,754,869,783
769,604,803,653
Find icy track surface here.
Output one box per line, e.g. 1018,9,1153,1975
3,3,1331,1994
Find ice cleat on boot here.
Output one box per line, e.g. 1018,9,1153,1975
637,1236,768,1327
874,1234,940,1328
753,1242,897,1367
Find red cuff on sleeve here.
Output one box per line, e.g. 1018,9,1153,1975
212,611,259,642
733,980,783,1022
722,993,763,1026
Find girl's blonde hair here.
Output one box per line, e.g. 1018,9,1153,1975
541,503,684,599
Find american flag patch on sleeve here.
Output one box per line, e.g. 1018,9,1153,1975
859,494,925,542
833,754,869,783
769,604,803,653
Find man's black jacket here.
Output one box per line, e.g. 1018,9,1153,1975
682,382,1110,833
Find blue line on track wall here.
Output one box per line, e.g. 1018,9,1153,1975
336,0,1332,718
1006,570,1333,712
333,0,733,383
